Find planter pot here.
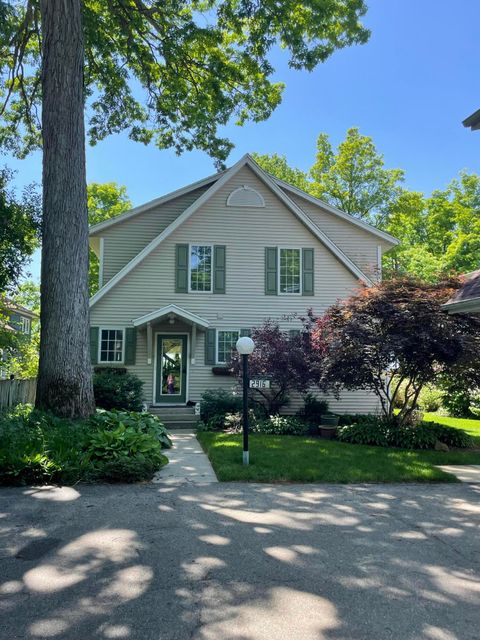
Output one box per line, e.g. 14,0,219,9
319,425,338,440
320,414,339,427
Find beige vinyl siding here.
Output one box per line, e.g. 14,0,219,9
93,185,211,285
91,165,381,412
283,190,386,281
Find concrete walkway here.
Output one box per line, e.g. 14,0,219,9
153,431,217,484
437,464,480,483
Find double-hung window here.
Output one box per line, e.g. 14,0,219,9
190,245,212,292
20,317,31,334
99,328,124,363
279,248,301,294
217,330,239,364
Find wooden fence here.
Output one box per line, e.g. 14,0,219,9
0,378,36,409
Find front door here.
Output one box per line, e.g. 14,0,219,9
156,335,188,404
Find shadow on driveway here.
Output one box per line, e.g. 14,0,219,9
0,481,479,639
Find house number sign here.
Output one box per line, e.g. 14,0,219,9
249,379,271,389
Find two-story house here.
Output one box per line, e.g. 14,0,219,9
0,300,37,379
89,155,399,416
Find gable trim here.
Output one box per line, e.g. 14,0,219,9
90,154,374,308
133,304,210,328
89,169,226,235
273,177,399,246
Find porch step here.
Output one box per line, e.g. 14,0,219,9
148,406,200,431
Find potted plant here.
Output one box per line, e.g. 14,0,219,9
319,413,339,439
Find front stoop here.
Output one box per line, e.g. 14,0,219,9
148,406,200,431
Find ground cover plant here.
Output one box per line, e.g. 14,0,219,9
0,405,170,486
197,432,480,483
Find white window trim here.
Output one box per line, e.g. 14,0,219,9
20,317,31,334
188,243,214,294
278,246,302,296
216,329,240,364
98,327,125,364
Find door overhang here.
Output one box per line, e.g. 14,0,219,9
133,304,208,366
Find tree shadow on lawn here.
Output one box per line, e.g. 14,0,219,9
0,481,479,639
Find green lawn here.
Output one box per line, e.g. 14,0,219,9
197,432,480,483
423,413,480,443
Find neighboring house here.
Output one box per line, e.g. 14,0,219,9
443,270,480,314
0,300,37,379
463,109,480,131
89,154,399,414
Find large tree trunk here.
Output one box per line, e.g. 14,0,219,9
36,0,95,417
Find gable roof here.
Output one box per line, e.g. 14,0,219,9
89,168,226,235
90,154,396,308
442,270,480,313
273,177,399,246
132,304,209,328
463,109,480,132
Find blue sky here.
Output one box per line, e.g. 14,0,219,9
7,0,480,282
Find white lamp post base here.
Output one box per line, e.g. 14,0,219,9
243,451,249,466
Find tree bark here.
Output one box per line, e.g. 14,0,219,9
36,0,95,417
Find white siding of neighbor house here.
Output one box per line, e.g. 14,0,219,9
92,185,212,285
90,165,383,413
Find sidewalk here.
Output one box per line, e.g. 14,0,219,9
153,431,218,484
437,464,480,483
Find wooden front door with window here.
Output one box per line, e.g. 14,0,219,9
156,335,187,404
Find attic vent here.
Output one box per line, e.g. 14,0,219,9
226,185,265,208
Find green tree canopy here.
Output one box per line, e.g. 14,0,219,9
309,128,404,226
0,168,40,292
251,153,311,192
88,182,132,295
1,0,370,166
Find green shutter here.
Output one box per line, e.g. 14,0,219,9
205,328,216,365
213,245,226,294
265,247,278,295
175,244,189,293
124,327,137,365
240,329,251,337
289,329,301,338
90,326,99,365
302,248,314,296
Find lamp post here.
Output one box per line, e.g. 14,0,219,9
236,336,255,465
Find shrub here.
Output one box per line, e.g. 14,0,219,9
337,417,390,446
93,369,144,411
470,391,480,418
296,394,329,426
89,410,172,449
335,413,372,426
252,415,309,436
338,418,472,450
200,388,242,423
417,385,443,412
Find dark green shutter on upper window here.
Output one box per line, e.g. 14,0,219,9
175,244,189,293
265,247,278,295
124,327,137,365
90,326,99,365
302,248,314,296
213,245,226,294
205,328,216,365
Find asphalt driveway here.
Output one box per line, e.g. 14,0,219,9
0,482,479,640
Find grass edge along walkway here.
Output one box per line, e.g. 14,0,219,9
197,432,480,483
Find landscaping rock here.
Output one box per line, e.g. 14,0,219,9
434,440,449,452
